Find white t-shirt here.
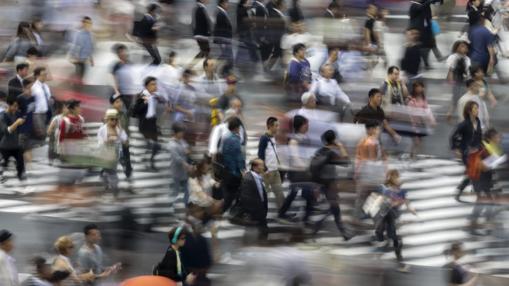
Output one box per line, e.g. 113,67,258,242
446,53,471,75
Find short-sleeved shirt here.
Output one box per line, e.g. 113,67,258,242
354,104,385,125
468,25,495,65
446,53,471,82
365,17,377,45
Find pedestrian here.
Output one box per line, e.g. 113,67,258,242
46,101,67,166
278,115,316,224
8,63,29,100
236,0,259,71
471,64,497,109
257,117,286,211
109,94,132,182
1,22,36,63
468,12,496,75
236,158,269,239
280,22,314,67
288,0,304,23
446,40,471,122
380,66,409,111
354,88,401,144
0,97,26,182
324,0,340,18
322,47,342,83
30,18,45,54
221,117,246,212
0,230,18,286
311,130,353,241
132,76,163,171
286,43,312,102
155,226,196,284
252,0,271,66
77,224,120,285
217,74,242,112
310,63,351,118
443,242,479,285
69,16,95,83
59,100,85,144
400,28,422,83
97,109,128,198
111,44,137,112
375,8,389,67
22,256,53,286
197,58,226,100
53,236,96,285
16,77,36,170
31,67,53,142
265,0,287,73
373,169,417,273
180,221,213,286
451,101,483,201
408,0,435,69
171,69,198,124
457,79,489,130
467,128,502,235
213,0,234,77
168,122,193,203
406,81,436,159
191,0,212,67
137,3,162,65
364,4,379,55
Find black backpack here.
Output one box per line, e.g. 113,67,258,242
309,147,330,183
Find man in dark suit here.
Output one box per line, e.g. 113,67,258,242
238,159,268,232
409,0,437,69
137,3,161,65
266,0,286,72
7,63,29,100
214,0,234,76
192,0,212,66
252,0,271,63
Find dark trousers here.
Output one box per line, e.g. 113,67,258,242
237,34,259,64
141,42,161,65
74,61,87,82
375,209,403,262
257,41,272,63
217,42,234,77
1,148,25,179
279,182,315,222
139,117,160,167
120,144,132,179
456,151,471,196
222,171,241,213
314,182,346,233
195,39,211,59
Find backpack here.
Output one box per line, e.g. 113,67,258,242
452,56,467,82
131,94,146,118
309,147,330,183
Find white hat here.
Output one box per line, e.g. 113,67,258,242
224,108,237,121
104,108,119,119
301,92,316,104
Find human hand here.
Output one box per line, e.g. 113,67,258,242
393,134,401,144
15,118,26,126
185,273,197,285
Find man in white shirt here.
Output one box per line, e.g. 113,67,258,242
457,79,489,130
196,58,226,99
309,64,351,121
0,229,18,286
31,67,52,140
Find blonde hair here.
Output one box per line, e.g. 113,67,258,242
385,169,400,186
54,236,73,254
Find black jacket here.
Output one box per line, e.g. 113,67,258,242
450,117,482,153
137,14,157,40
214,7,233,43
239,172,268,223
267,7,286,43
157,247,186,282
0,111,21,150
7,76,23,100
408,0,434,47
193,4,211,37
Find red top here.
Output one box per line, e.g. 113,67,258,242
59,114,86,142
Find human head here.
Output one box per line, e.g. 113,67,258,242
368,88,382,107
266,116,279,134
447,242,465,260
229,97,242,114
67,100,81,115
144,76,158,93
470,65,484,80
34,67,47,82
31,18,44,32
82,16,92,31
113,43,128,61
385,169,401,187
218,0,229,9
290,21,305,33
6,97,19,113
227,116,242,134
484,128,501,145
147,3,160,15
321,129,336,145
168,51,177,65
203,58,217,74
16,63,29,78
292,115,308,134
320,64,334,79
250,158,265,174
463,100,479,119
104,109,119,127
411,81,425,98
301,92,316,108
328,1,340,15
182,69,194,84
110,93,124,111
31,256,52,280
365,120,380,137
466,78,481,94
451,40,469,55
172,122,186,139
292,43,306,59
387,66,400,81
0,230,14,253
54,236,74,256
84,224,101,245
367,4,378,17
273,0,285,10
195,155,212,177
16,21,32,39
168,226,187,247
22,77,35,95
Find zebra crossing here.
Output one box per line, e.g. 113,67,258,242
1,121,508,275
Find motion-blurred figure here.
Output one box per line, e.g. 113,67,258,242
0,230,18,286
69,16,95,83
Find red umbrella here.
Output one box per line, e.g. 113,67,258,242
121,275,177,286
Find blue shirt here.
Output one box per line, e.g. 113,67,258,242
288,58,311,84
71,30,94,61
468,25,494,65
221,132,245,177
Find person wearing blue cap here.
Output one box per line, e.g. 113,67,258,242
0,229,18,286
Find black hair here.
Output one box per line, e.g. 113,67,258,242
84,224,99,236
113,43,127,54
82,16,92,22
26,47,40,57
292,43,306,55
411,81,426,99
33,66,46,78
167,226,187,244
465,78,476,88
321,129,336,145
31,256,48,273
451,40,469,53
172,122,186,134
218,0,228,6
292,115,308,133
368,88,381,98
328,0,339,10
484,128,499,141
227,116,242,131
182,69,194,77
469,64,484,77
147,3,160,13
144,76,157,87
463,100,479,119
169,51,177,58
16,63,29,72
22,77,34,87
67,100,81,110
266,116,278,128
387,66,399,75
6,97,18,106
365,120,379,130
